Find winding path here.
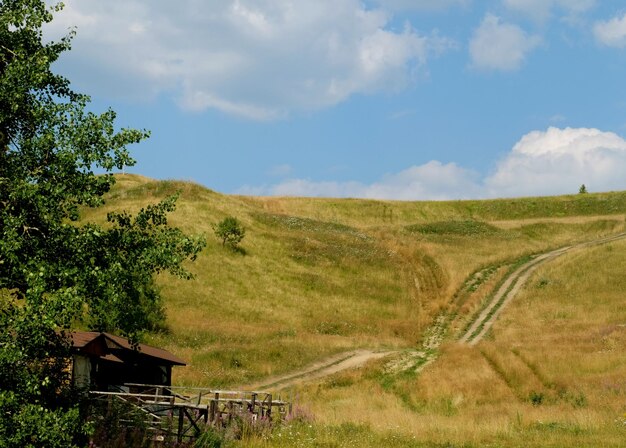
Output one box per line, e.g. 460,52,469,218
459,233,626,345
245,349,396,391
244,233,626,391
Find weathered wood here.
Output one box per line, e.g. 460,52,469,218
209,396,217,423
177,408,184,443
182,407,202,438
89,384,291,442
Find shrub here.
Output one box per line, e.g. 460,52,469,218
529,391,544,406
406,220,499,236
213,217,246,249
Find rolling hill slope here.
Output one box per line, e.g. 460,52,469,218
82,174,626,394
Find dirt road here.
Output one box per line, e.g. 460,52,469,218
459,232,626,345
245,233,625,391
245,349,396,391
245,314,450,391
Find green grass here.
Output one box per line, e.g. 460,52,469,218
406,220,500,236
78,175,626,387
81,174,626,446
239,190,626,226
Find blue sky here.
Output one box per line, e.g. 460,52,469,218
47,0,626,199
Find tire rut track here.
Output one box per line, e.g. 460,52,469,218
244,349,396,391
245,233,625,392
459,233,626,345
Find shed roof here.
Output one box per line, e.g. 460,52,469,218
71,331,186,366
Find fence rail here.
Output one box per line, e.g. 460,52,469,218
89,384,291,442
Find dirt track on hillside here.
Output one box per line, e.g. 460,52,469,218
459,233,626,345
245,233,626,391
245,349,396,391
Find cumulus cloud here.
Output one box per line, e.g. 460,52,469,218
594,13,626,48
485,127,626,197
503,0,595,22
240,128,626,199
46,0,450,120
238,161,482,200
469,14,540,71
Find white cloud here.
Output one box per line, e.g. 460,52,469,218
485,127,626,197
239,128,626,199
238,161,481,200
46,0,450,120
469,14,540,71
503,0,595,22
594,13,626,48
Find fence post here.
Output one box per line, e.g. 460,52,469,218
209,392,219,424
177,408,184,443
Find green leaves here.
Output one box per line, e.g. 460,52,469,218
0,0,204,337
71,195,206,334
0,2,205,445
213,216,246,250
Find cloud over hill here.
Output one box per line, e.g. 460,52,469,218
239,127,626,199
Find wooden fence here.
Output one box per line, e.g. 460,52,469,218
89,384,291,442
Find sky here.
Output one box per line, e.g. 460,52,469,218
45,0,626,200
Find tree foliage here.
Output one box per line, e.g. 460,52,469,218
213,216,246,249
0,1,205,445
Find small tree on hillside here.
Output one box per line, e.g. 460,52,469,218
579,184,588,194
214,216,246,249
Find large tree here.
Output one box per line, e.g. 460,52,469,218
0,1,205,445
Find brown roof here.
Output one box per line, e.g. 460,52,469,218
70,331,186,366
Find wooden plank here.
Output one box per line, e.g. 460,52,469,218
182,407,202,437
90,383,291,440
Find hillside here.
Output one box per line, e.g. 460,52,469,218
286,233,626,448
81,174,626,446
82,175,626,388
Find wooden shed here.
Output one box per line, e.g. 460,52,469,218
70,331,185,392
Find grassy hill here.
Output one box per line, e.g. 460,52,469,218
85,174,626,446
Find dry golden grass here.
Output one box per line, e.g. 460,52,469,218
82,175,626,446
80,176,626,387
278,237,626,447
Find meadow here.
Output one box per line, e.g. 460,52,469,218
85,174,626,446
268,239,626,447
